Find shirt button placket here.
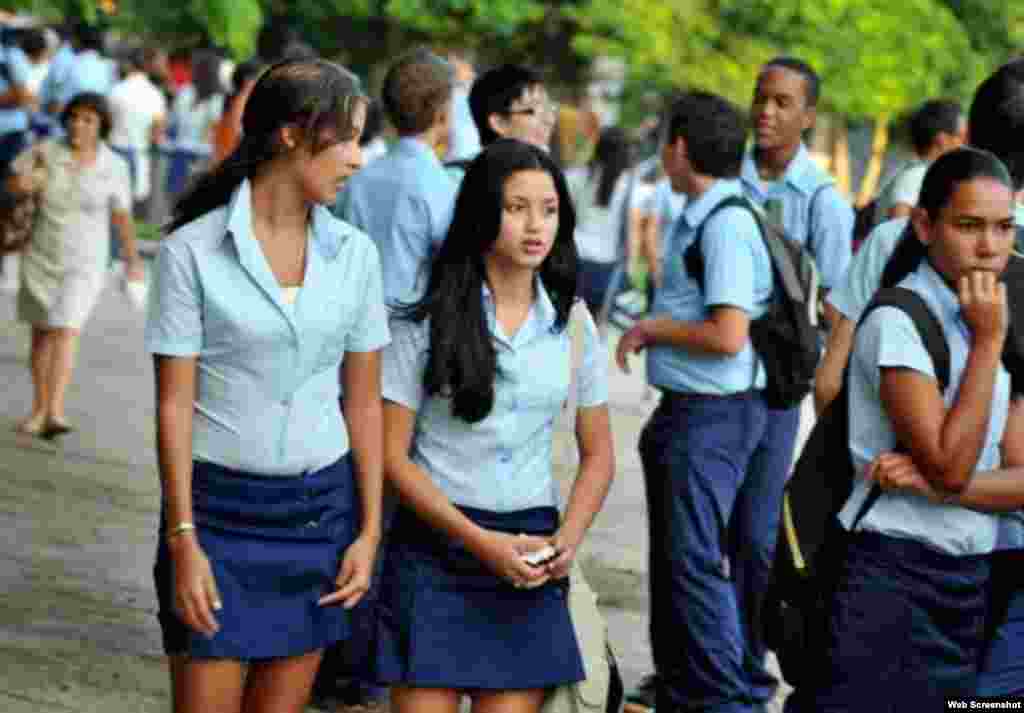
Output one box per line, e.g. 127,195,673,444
279,396,292,464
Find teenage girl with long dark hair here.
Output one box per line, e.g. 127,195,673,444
378,139,615,713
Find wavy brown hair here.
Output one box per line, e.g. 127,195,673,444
168,59,366,232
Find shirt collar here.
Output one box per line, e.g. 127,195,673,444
392,136,442,166
682,178,744,230
740,143,821,196
53,139,115,168
221,179,350,261
914,259,961,324
481,276,559,340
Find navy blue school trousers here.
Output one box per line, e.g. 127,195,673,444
639,390,798,713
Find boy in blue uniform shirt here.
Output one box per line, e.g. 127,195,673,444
741,57,853,293
617,92,796,713
335,48,456,308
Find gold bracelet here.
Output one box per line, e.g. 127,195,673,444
166,522,197,541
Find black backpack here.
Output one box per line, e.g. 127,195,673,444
684,195,821,409
764,286,950,689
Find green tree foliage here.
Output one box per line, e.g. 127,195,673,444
384,0,546,42
717,0,982,118
939,0,1024,67
186,0,262,58
4,0,1010,128
570,0,775,107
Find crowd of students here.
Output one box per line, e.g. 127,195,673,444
4,16,1023,713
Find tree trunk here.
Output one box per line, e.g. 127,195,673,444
831,119,851,198
856,115,890,208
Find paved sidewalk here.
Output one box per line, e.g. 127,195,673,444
0,282,805,711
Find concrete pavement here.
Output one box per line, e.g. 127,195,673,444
0,277,805,711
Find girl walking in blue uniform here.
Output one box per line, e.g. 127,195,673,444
377,139,615,713
789,147,1020,712
144,59,389,713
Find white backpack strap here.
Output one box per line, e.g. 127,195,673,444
567,299,586,414
553,299,589,507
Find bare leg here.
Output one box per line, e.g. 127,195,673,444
18,326,53,433
242,649,324,713
391,686,461,713
471,689,547,713
169,655,247,713
46,327,79,426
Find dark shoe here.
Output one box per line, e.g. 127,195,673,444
310,676,388,713
41,418,74,440
624,672,658,711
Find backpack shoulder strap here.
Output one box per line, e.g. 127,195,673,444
848,286,950,529
1001,253,1024,395
616,167,638,259
804,182,832,247
684,195,758,291
553,299,588,508
443,158,472,172
859,286,950,389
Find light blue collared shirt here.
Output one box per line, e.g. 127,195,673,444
740,144,853,289
447,86,481,162
335,137,457,307
653,177,686,240
39,43,75,109
0,45,31,135
827,217,910,322
829,211,1024,551
58,50,115,105
646,179,772,395
382,286,609,512
144,180,391,476
840,261,1010,555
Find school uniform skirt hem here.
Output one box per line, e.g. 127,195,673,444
154,456,357,661
375,505,585,690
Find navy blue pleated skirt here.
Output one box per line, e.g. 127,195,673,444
789,531,990,713
154,456,357,661
375,505,585,690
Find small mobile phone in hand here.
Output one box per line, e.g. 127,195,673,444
521,545,558,567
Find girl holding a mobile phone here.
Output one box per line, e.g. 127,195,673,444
377,139,615,713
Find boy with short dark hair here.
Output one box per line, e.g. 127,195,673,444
617,91,796,713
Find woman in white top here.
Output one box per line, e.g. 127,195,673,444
567,127,633,319
8,92,141,438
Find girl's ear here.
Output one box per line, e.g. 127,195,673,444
279,124,301,151
910,206,934,247
488,112,508,139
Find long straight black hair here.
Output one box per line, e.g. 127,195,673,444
167,59,365,233
882,146,1013,288
396,139,578,424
